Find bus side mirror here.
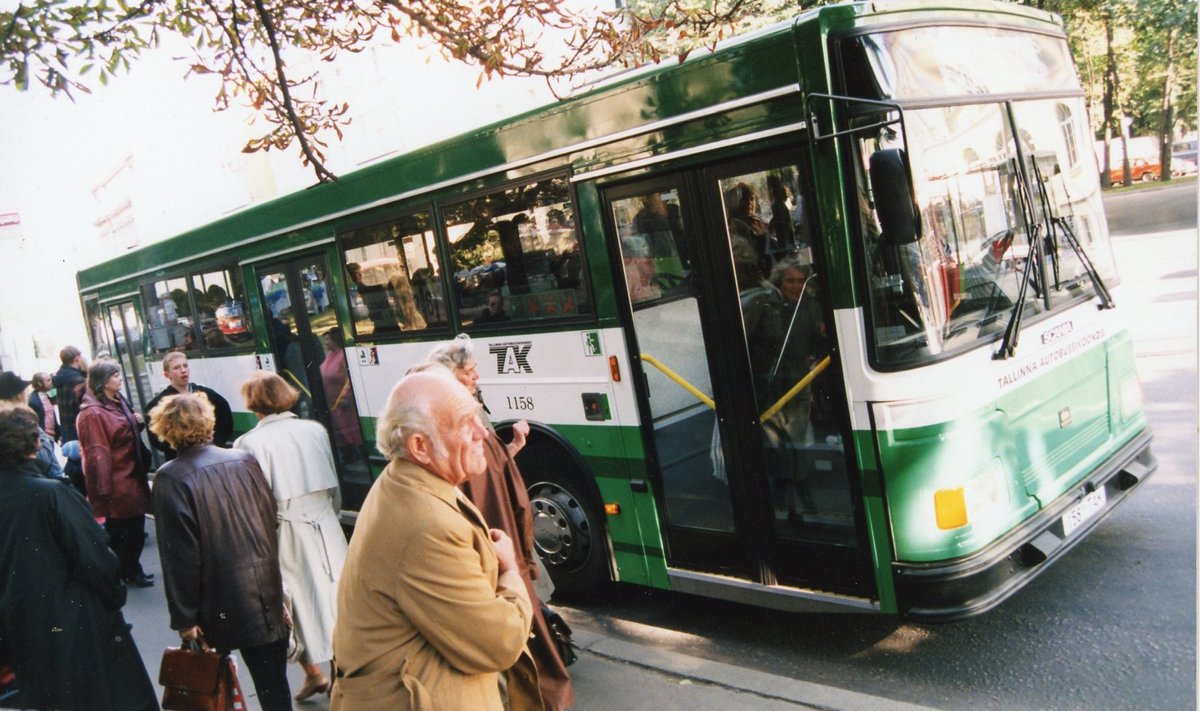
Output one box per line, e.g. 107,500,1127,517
869,148,921,246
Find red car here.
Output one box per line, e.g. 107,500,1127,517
1109,157,1161,184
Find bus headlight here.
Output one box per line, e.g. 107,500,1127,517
934,459,1010,530
1119,374,1143,420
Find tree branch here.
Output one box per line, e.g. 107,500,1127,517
249,0,336,181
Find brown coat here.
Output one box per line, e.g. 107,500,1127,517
152,443,287,651
76,391,151,519
461,433,575,711
331,458,540,711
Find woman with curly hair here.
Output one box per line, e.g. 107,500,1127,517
149,392,292,711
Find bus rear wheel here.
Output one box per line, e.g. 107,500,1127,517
523,448,610,600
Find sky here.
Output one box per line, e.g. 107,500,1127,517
0,26,560,375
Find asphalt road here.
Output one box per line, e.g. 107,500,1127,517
557,182,1198,710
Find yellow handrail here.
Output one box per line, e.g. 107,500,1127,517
758,355,831,424
638,354,716,411
281,369,313,400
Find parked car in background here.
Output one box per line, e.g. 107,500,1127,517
1172,139,1197,164
1109,157,1161,184
1171,158,1198,177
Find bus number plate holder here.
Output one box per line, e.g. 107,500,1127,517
1062,487,1107,536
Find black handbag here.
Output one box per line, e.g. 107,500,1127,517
541,604,578,667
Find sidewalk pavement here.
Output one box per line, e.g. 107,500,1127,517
124,532,933,711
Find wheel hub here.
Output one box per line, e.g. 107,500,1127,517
529,482,591,569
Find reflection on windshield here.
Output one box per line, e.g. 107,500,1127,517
853,25,1077,100
853,95,1113,366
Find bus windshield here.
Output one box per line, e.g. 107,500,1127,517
841,26,1117,367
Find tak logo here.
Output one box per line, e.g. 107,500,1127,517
489,342,533,374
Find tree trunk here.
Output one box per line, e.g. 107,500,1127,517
1158,27,1176,182
1102,9,1121,187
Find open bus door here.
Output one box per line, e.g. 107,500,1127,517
255,253,373,512
600,153,876,606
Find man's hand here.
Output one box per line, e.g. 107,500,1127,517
490,528,518,574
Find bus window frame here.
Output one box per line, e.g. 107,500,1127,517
187,261,259,354
137,260,259,360
336,205,453,343
437,170,596,331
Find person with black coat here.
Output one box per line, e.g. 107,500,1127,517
51,346,88,443
143,352,233,460
0,404,158,711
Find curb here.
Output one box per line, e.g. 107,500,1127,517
570,629,938,711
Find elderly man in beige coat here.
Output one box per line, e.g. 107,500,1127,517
331,371,542,710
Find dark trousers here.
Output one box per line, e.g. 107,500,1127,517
238,637,292,711
104,515,146,579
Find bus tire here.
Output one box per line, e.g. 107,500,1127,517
519,442,611,601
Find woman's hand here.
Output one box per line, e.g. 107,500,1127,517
508,419,530,457
179,625,204,645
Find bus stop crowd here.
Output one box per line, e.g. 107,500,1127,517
0,338,575,711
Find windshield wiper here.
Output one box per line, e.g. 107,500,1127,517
994,159,1044,360
1028,158,1115,310
1052,216,1115,309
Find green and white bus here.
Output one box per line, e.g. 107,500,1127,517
77,0,1156,620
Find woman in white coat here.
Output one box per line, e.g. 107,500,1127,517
235,371,348,701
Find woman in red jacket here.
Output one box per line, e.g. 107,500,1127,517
76,360,154,587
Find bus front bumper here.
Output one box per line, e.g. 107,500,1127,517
893,429,1156,622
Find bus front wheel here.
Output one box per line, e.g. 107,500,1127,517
524,450,610,600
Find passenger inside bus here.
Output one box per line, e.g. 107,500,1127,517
475,290,511,323
346,262,401,334
725,182,773,275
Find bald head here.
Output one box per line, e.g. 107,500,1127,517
376,371,487,485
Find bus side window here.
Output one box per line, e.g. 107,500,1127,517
340,210,446,339
190,265,255,349
141,275,199,354
444,176,590,325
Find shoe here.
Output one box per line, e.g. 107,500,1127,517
125,574,154,588
294,675,330,702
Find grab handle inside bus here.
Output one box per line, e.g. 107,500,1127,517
869,148,921,245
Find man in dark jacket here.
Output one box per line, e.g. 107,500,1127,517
51,346,89,443
149,392,291,711
0,405,158,711
143,352,234,460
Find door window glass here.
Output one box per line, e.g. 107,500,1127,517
141,275,198,353
190,266,255,349
340,210,446,338
717,166,854,544
444,176,588,325
261,268,320,419
106,303,151,414
612,188,691,306
85,297,111,358
612,187,733,533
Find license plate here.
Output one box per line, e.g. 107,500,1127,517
1062,487,1107,536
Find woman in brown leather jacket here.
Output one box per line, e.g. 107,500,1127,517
148,392,292,711
76,360,154,587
